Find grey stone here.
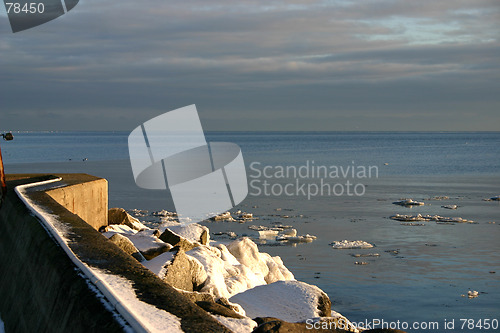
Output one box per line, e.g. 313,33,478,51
162,249,207,291
108,234,145,262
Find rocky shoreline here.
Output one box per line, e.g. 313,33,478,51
102,208,404,333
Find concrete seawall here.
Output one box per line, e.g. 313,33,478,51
0,174,123,332
45,175,108,231
0,174,230,333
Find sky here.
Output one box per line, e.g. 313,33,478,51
1,0,499,131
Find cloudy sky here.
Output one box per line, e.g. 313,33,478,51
1,0,499,131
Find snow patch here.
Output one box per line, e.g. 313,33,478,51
143,251,175,278
229,280,327,322
91,269,183,333
212,315,257,333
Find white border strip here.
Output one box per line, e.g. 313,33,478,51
15,178,149,333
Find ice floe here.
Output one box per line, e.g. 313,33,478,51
329,240,374,249
393,198,425,206
247,224,316,243
461,290,479,298
390,214,475,223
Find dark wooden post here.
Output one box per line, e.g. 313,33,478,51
0,133,14,207
0,142,6,204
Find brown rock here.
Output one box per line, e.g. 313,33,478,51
196,301,245,319
108,234,146,262
177,290,216,303
108,207,145,231
159,228,197,251
141,243,172,260
253,317,349,332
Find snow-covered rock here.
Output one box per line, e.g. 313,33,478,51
187,244,266,300
143,251,175,278
108,233,146,262
162,249,208,292
227,238,294,283
123,230,172,260
229,280,331,322
108,207,148,231
161,223,209,245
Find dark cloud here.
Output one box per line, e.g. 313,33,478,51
0,0,499,131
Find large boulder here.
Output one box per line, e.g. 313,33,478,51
229,280,331,322
159,228,197,251
162,249,207,291
124,229,172,260
165,223,210,245
108,233,146,262
108,208,147,231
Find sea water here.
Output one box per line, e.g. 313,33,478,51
3,131,500,332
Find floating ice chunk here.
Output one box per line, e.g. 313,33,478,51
213,231,237,238
352,253,379,258
258,229,279,238
277,234,316,243
330,240,374,249
442,205,458,209
393,199,424,206
212,212,234,221
467,290,479,298
281,228,297,237
390,214,425,221
128,208,149,217
151,209,177,217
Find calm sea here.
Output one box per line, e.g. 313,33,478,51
3,131,500,332
3,131,500,175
